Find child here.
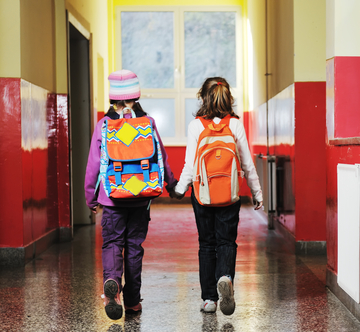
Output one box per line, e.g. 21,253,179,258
85,69,177,320
172,77,263,315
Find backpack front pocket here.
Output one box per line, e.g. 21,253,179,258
198,147,240,206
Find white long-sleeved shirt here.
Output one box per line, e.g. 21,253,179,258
175,117,263,202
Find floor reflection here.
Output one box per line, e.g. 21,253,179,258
0,203,360,331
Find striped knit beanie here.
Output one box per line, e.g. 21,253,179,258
108,69,141,101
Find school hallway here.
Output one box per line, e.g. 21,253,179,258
0,202,359,332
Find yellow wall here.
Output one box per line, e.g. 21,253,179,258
66,0,109,118
97,55,105,113
20,0,56,92
294,0,326,82
246,0,294,108
327,0,360,59
247,0,326,109
0,0,21,78
246,0,266,110
0,0,67,93
55,0,68,94
267,0,294,100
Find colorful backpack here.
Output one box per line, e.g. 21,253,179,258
99,109,164,200
193,115,243,206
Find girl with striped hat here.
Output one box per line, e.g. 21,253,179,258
84,69,177,320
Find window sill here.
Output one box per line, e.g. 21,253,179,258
329,137,360,146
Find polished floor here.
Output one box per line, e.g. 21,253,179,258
1,203,360,332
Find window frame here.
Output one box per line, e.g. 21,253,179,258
115,5,243,146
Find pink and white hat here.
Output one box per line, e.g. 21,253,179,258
108,69,141,101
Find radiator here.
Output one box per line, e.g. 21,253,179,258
337,163,360,303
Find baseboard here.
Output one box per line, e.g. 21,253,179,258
327,268,360,321
0,228,60,267
273,218,326,255
295,241,327,255
60,226,73,242
0,247,26,267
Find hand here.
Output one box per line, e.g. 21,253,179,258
169,189,185,200
169,188,176,198
174,192,185,200
253,200,263,211
91,205,98,214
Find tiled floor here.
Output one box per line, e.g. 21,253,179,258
1,203,360,332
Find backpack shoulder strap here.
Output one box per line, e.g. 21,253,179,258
219,114,232,126
197,115,233,127
196,116,212,128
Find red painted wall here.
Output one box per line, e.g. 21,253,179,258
294,82,327,241
0,79,71,249
248,85,296,235
164,146,188,196
47,93,60,230
247,83,327,242
326,56,360,274
0,78,23,247
57,95,71,228
21,81,57,246
334,57,360,138
239,111,255,198
47,93,71,231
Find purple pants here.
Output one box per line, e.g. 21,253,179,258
101,205,150,307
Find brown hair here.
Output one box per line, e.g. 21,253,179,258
196,77,238,119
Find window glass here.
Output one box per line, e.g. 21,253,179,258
184,12,236,88
140,98,176,137
121,12,174,88
118,7,241,144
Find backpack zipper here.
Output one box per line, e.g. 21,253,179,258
207,173,231,184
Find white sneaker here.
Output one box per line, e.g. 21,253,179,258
217,276,235,315
200,299,217,313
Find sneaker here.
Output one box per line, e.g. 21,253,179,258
125,302,142,314
217,276,235,315
102,279,123,320
200,299,217,313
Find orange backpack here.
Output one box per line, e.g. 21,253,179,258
193,115,243,206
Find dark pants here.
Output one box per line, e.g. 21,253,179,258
191,190,241,301
101,205,150,307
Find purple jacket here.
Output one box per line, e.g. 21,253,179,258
84,114,177,209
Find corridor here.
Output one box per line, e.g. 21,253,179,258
1,202,360,332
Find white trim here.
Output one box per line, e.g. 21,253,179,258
68,12,90,40
337,163,360,303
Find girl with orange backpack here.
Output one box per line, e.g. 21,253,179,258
172,77,263,315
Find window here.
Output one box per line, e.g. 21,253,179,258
116,6,242,145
